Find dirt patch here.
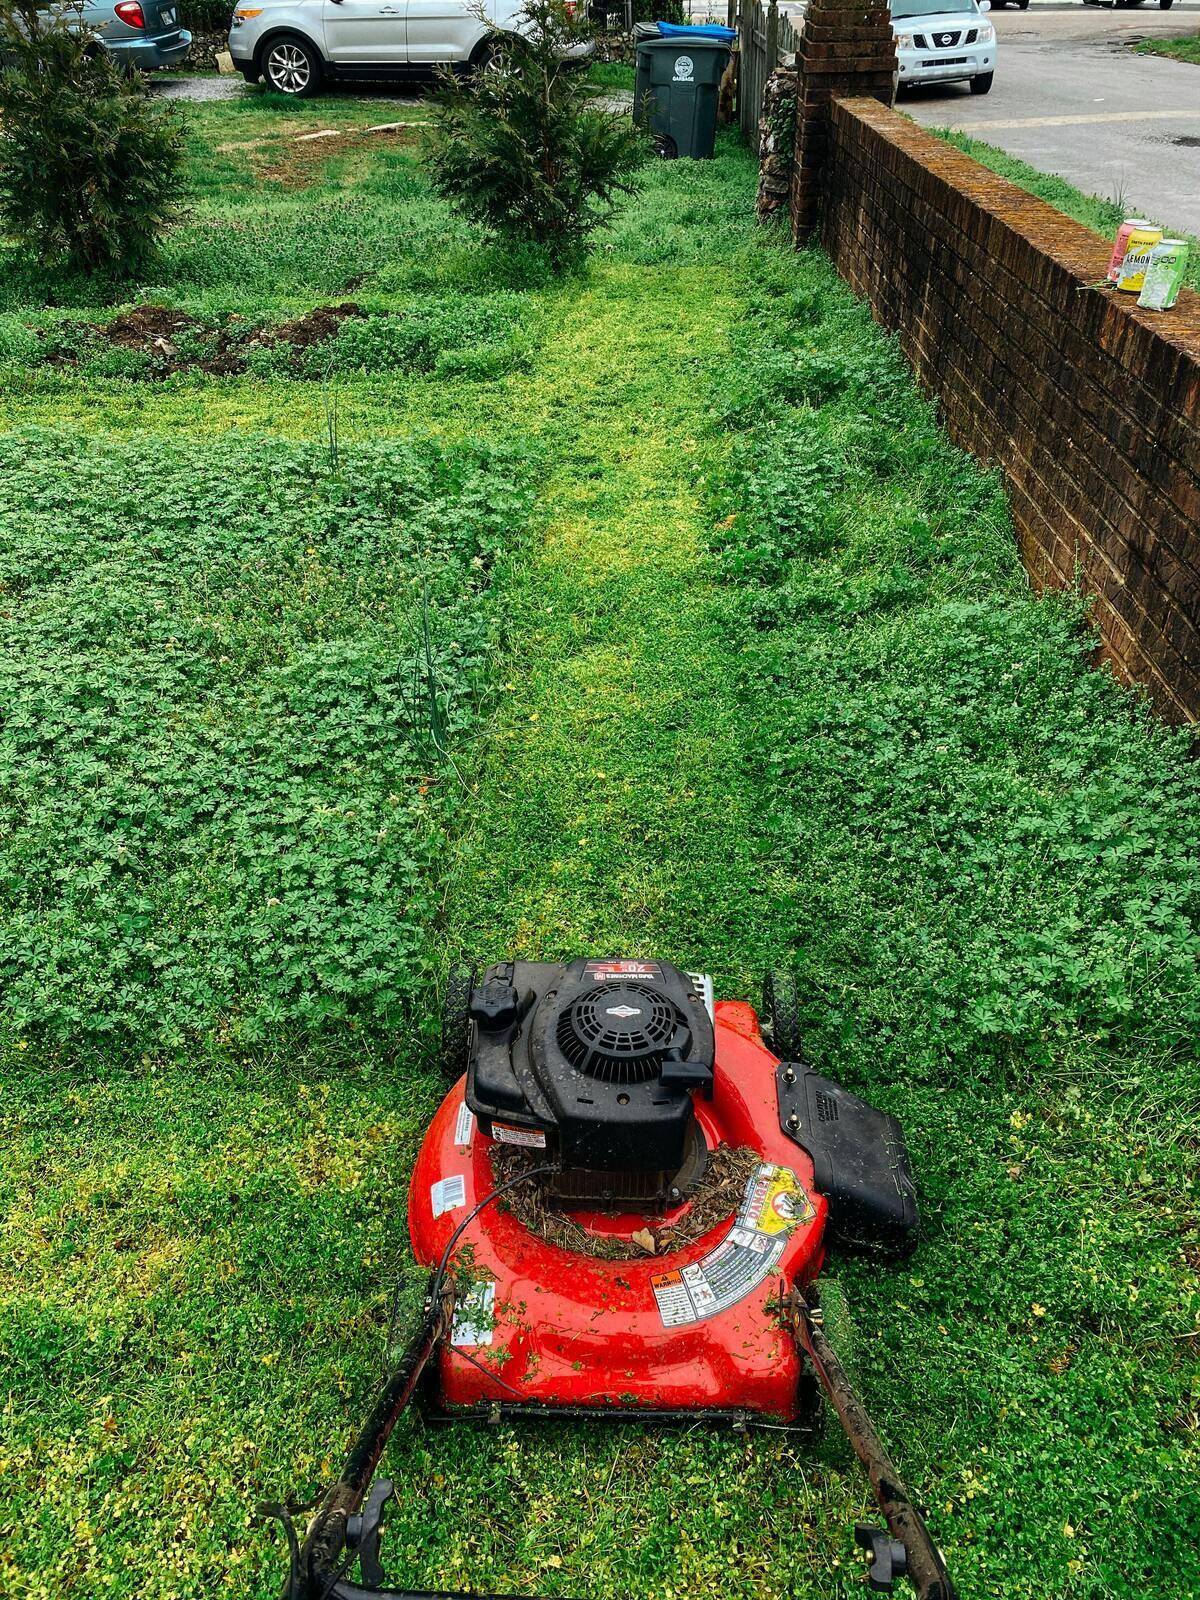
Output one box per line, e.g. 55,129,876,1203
491,1143,763,1262
257,125,422,189
41,302,369,378
262,302,366,350
103,305,200,353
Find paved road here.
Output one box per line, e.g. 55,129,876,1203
903,5,1200,234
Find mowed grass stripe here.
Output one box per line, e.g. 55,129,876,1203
445,264,774,977
382,261,864,1600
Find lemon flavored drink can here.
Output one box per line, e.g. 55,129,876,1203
1107,219,1153,284
1137,240,1189,311
1116,226,1164,293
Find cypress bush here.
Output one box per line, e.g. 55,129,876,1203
0,0,184,275
426,0,645,267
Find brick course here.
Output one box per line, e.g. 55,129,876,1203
789,0,896,242
822,97,1200,721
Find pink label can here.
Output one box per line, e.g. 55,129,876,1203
1107,218,1154,285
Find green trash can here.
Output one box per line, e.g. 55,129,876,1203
633,33,732,161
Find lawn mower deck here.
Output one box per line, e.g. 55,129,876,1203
278,959,957,1600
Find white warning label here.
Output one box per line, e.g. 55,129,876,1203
451,1279,496,1347
651,1162,814,1328
491,1121,547,1148
430,1173,467,1218
453,1101,475,1148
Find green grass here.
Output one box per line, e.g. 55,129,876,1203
0,430,538,1050
1135,31,1200,65
933,131,1200,291
585,60,636,91
1,93,1197,1600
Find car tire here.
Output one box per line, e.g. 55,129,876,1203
260,33,323,97
970,70,994,93
1159,0,1173,9
469,35,503,74
1016,0,1029,8
469,32,529,75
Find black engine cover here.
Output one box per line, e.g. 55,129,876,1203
466,958,714,1176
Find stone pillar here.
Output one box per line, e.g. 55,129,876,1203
790,0,896,244
755,65,799,222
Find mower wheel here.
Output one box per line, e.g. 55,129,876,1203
811,1278,862,1465
440,963,476,1081
762,969,805,1060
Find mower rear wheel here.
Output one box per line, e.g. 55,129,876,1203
440,963,476,1081
810,1278,861,1465
762,969,805,1059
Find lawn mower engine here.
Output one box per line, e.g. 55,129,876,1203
281,959,957,1600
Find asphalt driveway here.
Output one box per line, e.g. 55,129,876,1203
903,4,1200,234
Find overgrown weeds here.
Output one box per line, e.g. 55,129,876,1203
0,429,541,1054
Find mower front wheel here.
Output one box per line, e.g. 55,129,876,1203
762,969,805,1060
440,963,475,1081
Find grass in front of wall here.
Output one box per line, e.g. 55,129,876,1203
1,95,1198,1600
933,130,1200,291
1134,31,1200,65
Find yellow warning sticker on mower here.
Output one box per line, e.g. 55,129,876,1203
746,1165,815,1236
651,1163,813,1328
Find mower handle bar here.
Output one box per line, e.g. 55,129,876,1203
284,1278,957,1600
791,1289,958,1600
323,1585,581,1600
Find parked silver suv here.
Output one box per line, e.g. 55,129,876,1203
230,0,589,97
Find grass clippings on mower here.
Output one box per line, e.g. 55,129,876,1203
490,1144,763,1260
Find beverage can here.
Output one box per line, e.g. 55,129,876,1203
1107,218,1153,284
1137,240,1189,311
1116,226,1164,293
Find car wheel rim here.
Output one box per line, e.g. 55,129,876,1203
268,43,310,92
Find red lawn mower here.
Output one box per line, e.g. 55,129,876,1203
274,959,957,1600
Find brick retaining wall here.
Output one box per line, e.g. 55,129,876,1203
822,97,1200,721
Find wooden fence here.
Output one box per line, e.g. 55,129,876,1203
737,0,800,142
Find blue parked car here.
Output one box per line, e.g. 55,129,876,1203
76,0,192,71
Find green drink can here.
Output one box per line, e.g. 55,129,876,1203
1137,240,1189,311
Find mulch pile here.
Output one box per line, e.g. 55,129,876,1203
265,303,366,350
491,1141,762,1261
42,302,367,377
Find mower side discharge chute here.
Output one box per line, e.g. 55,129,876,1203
271,961,957,1600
